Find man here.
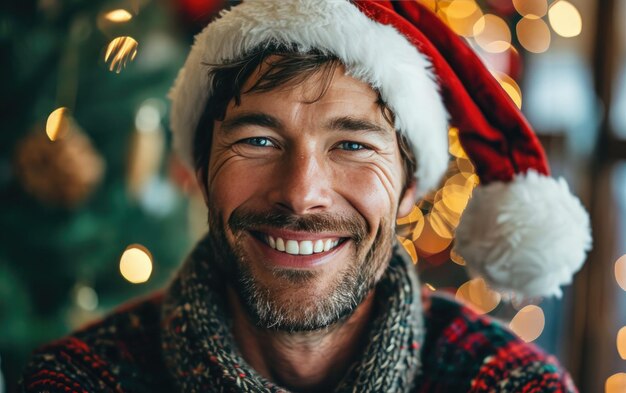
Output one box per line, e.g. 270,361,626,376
20,1,591,392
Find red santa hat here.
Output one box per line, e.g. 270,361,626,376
169,0,592,298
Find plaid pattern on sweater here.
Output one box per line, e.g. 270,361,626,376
19,289,577,392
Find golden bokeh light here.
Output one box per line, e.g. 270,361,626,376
119,244,153,284
493,72,523,109
399,237,418,264
606,373,626,393
450,248,467,266
614,254,626,291
425,283,436,291
448,127,469,158
429,206,458,239
414,216,454,256
516,17,551,54
46,107,71,141
473,14,511,53
456,157,475,175
444,0,484,37
105,36,138,73
104,9,133,22
509,305,545,342
617,326,626,360
455,278,501,314
512,0,547,19
548,0,582,38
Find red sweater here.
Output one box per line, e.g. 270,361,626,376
19,291,577,392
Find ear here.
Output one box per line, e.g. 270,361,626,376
195,168,209,205
397,180,418,218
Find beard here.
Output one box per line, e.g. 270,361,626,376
207,206,395,333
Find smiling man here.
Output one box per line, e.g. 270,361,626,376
20,1,591,392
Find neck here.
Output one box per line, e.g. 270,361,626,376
227,287,375,393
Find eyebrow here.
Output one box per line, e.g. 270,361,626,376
218,112,391,136
325,116,390,134
219,113,284,134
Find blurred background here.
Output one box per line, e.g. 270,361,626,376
0,0,625,392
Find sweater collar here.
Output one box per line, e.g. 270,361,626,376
161,235,424,392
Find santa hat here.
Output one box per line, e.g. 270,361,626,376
169,0,592,298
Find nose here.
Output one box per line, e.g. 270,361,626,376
268,151,333,215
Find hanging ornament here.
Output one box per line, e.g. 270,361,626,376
14,118,105,208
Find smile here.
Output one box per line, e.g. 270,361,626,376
253,232,345,256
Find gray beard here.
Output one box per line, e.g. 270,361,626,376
206,208,394,333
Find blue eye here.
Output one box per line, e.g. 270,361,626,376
242,137,275,147
339,141,366,151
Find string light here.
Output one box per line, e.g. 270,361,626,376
492,72,523,109
516,17,551,53
119,244,153,284
614,254,626,291
455,278,501,314
617,327,626,360
606,373,626,393
473,14,511,53
105,36,138,73
46,107,71,141
104,9,133,23
509,305,545,342
512,0,547,19
548,0,582,38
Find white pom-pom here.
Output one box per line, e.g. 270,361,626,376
453,170,592,298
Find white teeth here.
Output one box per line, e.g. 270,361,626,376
264,235,342,255
285,240,299,255
313,239,324,253
299,240,313,255
276,237,285,252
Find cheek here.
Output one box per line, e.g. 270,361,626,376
333,164,402,230
208,159,272,219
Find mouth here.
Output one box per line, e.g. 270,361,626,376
249,230,347,256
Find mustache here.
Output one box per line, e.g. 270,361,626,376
228,209,369,244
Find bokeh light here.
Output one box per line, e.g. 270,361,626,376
450,248,467,266
548,0,582,38
46,107,70,141
456,278,501,314
509,305,545,342
493,72,523,109
74,285,98,311
399,237,418,264
104,9,133,22
473,14,511,53
448,127,469,158
414,217,454,256
606,373,626,393
617,326,626,360
425,283,436,291
516,17,551,53
614,254,626,291
444,0,484,37
105,36,138,73
512,0,547,19
119,244,153,284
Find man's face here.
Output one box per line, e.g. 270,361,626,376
200,61,416,332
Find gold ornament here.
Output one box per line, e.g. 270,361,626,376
14,122,105,208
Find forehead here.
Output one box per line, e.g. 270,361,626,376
230,56,387,120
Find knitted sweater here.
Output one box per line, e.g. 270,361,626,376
19,289,577,392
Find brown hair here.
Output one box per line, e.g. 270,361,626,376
193,45,417,188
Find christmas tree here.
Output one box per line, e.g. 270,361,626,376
0,0,223,388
